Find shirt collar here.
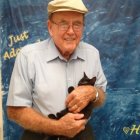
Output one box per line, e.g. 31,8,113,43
70,44,85,61
46,38,85,62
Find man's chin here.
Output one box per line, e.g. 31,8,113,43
65,43,76,49
62,47,75,55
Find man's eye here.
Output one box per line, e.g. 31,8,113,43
60,23,68,28
60,22,68,25
74,23,80,26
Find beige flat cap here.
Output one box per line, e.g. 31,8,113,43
48,0,88,15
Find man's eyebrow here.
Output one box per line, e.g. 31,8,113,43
58,19,68,22
58,19,83,23
74,21,83,23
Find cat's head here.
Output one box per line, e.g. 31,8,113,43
78,72,96,86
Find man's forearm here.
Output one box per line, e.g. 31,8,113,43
7,106,61,135
7,106,87,138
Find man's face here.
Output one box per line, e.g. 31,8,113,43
48,11,84,59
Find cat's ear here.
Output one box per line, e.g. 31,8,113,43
91,77,96,85
68,86,74,93
84,72,88,79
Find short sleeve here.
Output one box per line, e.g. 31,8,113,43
7,51,33,107
95,52,107,92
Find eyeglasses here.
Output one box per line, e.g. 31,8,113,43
50,20,84,31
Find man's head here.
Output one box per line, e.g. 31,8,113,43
47,0,88,60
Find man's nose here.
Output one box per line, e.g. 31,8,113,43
66,25,75,34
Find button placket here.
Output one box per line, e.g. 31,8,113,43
66,62,73,91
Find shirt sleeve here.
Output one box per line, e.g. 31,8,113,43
95,52,107,92
7,51,33,107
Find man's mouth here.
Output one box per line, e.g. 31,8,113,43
64,38,75,41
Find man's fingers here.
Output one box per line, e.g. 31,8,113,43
65,94,75,105
68,104,81,113
73,113,84,120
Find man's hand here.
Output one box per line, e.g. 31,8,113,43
58,113,86,138
65,85,95,113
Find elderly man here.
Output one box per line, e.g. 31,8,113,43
7,0,107,139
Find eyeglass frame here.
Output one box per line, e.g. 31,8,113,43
50,19,85,32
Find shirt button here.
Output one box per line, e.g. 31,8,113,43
68,79,71,81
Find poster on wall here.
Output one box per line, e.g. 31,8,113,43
1,0,140,140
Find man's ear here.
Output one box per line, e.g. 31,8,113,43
47,20,53,37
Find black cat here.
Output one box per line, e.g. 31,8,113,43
47,72,96,140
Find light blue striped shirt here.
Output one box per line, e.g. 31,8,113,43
7,38,107,116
